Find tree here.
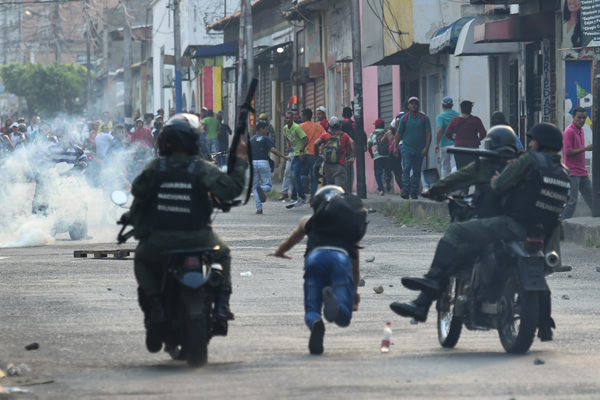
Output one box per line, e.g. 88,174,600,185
0,63,88,117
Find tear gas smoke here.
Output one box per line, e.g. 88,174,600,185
0,117,154,248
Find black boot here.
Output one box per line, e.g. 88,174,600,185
390,292,434,322
401,239,457,296
538,291,555,342
212,289,231,336
145,295,165,353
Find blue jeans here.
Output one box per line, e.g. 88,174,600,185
304,249,354,329
281,153,294,194
206,138,219,154
303,154,318,198
401,148,423,196
252,160,272,210
374,157,391,192
562,175,593,219
291,156,306,200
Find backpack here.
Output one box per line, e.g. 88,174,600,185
323,131,342,164
375,130,389,156
400,112,426,134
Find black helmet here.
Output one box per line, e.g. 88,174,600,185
527,123,563,151
484,125,518,153
157,113,203,156
311,185,344,211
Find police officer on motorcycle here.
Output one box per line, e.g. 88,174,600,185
391,123,569,341
129,113,248,352
423,125,518,218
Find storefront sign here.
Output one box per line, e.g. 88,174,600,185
580,0,600,47
541,40,552,122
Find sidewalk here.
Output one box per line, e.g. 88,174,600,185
361,192,600,247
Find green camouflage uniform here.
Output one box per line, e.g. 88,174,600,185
130,154,248,295
438,152,561,262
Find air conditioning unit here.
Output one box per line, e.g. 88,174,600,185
163,69,174,88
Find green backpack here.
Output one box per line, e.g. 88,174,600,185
324,132,342,164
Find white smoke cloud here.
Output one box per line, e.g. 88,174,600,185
0,117,153,248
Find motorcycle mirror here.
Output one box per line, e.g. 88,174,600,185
111,190,129,206
55,162,74,175
423,168,440,186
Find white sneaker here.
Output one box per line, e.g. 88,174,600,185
286,199,299,209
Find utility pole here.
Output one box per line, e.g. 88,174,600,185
173,0,182,113
52,2,61,64
350,0,366,198
84,0,93,118
237,0,247,112
245,0,253,83
123,0,133,120
592,48,600,217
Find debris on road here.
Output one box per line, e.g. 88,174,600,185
365,256,375,262
533,357,545,365
5,364,30,377
373,285,384,294
367,208,376,214
24,343,39,351
562,294,570,300
240,271,253,277
358,278,365,287
73,249,135,259
596,267,600,273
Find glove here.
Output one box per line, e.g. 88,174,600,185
118,212,131,225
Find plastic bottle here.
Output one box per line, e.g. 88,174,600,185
380,321,392,353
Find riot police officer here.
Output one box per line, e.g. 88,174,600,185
129,113,248,352
423,125,519,218
391,123,569,341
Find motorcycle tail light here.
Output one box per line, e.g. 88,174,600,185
525,238,543,252
88,156,93,160
183,256,201,268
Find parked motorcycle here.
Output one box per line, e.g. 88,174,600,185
433,194,569,354
112,191,224,367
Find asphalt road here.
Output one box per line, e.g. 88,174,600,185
0,200,599,399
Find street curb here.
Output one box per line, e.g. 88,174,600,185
362,194,598,247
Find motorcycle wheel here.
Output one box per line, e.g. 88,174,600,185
165,343,186,361
184,316,208,367
437,276,462,348
497,275,539,354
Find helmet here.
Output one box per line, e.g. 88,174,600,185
527,123,563,151
157,113,204,156
484,125,518,153
311,185,344,211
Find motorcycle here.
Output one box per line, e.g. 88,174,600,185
112,191,225,367
422,168,570,354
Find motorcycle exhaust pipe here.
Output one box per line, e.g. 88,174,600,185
545,251,560,268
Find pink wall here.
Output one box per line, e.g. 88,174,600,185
362,66,379,193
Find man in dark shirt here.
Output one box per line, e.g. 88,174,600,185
250,121,290,214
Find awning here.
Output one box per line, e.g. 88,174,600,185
455,16,520,56
474,11,555,43
429,17,474,55
192,41,238,58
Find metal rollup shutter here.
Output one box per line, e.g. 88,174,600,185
378,83,393,127
258,65,271,116
303,81,315,113
315,76,325,113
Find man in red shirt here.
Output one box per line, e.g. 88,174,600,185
445,100,486,169
313,116,355,188
130,118,154,148
562,106,593,219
